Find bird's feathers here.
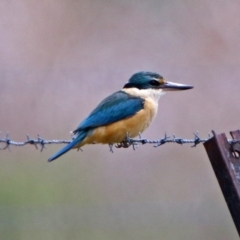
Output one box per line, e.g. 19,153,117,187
48,91,144,162
73,90,144,133
48,131,87,162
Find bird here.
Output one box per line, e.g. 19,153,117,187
48,71,193,162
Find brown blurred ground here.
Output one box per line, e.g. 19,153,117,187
0,1,240,239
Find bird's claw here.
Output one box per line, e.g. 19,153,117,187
115,141,132,148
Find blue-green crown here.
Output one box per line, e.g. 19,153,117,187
124,72,163,89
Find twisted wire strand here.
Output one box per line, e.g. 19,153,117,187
0,132,239,152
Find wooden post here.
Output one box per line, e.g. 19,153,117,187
204,130,240,237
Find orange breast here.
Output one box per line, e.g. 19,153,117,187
74,98,158,148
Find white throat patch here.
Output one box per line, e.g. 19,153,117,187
123,88,165,102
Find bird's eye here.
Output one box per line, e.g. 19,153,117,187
149,80,160,86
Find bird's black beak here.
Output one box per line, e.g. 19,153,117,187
161,81,193,91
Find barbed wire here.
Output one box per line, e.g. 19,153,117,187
1,132,239,152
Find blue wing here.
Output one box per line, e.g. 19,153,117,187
48,91,144,162
73,90,144,133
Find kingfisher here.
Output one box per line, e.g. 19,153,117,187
48,71,193,162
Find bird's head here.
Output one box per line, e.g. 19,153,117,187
123,72,193,91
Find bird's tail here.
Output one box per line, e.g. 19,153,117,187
48,132,87,162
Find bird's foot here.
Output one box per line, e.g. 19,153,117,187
115,141,132,148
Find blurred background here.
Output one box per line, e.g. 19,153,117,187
0,0,239,239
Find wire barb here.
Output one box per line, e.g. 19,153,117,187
3,133,11,151
108,144,114,153
37,135,46,152
26,134,38,149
